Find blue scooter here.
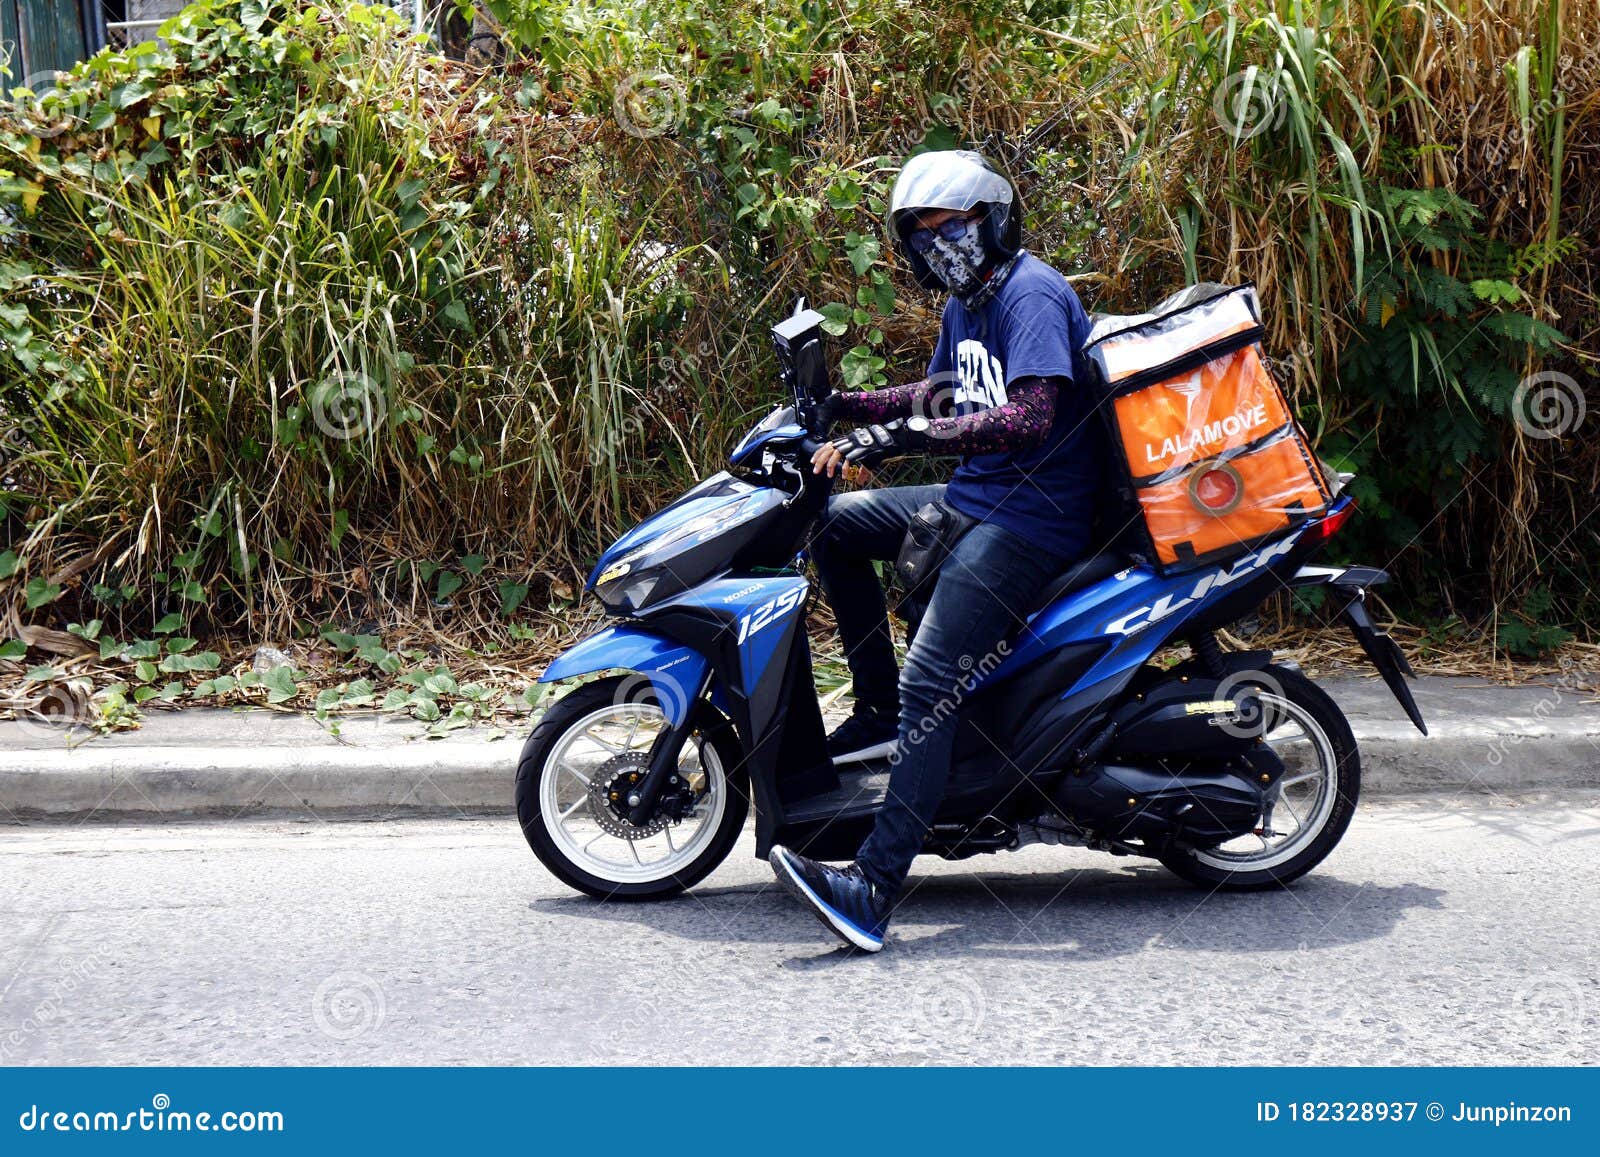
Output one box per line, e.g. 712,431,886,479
516,305,1427,900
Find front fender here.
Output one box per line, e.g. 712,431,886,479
539,626,710,727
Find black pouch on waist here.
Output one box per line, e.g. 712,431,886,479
894,499,979,605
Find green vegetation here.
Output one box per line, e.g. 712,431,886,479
0,0,1595,722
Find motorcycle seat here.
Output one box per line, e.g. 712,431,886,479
1024,550,1129,617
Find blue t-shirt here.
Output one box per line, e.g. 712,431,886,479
925,252,1101,561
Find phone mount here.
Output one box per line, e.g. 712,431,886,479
771,301,832,424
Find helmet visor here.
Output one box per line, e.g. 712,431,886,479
888,150,1014,234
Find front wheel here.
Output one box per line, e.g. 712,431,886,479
516,675,749,900
1159,663,1360,890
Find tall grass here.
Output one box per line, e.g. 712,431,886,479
1,0,1594,650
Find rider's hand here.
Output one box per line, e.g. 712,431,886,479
809,440,873,484
823,419,930,472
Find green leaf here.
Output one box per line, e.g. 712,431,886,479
0,639,27,660
1469,278,1521,304
818,302,851,337
825,176,862,210
23,665,57,683
67,619,103,642
153,612,184,634
165,636,198,654
261,665,299,704
843,231,881,276
175,580,206,602
24,578,63,610
497,581,529,616
158,651,218,675
435,570,462,601
423,672,458,696
331,509,350,551
135,660,158,683
461,554,485,576
0,550,19,580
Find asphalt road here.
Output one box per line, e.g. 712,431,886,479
2,794,1596,1066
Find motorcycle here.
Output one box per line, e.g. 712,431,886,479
515,303,1428,900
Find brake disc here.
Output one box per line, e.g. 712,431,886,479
587,753,670,840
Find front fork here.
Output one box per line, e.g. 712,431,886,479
625,664,714,825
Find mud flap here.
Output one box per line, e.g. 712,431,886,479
1337,592,1428,735
1289,564,1428,735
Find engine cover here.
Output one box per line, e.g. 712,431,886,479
1103,674,1267,760
1052,747,1283,848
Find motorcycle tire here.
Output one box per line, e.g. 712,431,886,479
516,675,749,901
1159,663,1360,891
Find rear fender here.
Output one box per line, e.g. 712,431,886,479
1288,564,1428,735
539,626,716,727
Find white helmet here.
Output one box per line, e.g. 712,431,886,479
888,150,1022,289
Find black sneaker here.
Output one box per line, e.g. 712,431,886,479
768,846,892,952
826,703,898,764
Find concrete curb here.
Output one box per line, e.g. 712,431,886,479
2,676,1597,819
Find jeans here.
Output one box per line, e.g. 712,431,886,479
810,485,1071,894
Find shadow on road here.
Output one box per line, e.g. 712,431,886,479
531,864,1446,967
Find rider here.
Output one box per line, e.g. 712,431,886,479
769,149,1104,952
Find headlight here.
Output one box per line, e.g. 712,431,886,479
595,556,662,611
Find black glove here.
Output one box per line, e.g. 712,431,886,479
829,418,931,468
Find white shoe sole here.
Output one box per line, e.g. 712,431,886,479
830,739,898,766
769,848,884,953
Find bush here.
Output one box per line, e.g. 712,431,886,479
1,0,1595,654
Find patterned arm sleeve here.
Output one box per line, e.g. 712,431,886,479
923,376,1060,455
827,380,934,422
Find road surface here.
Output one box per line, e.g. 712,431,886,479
2,794,1596,1065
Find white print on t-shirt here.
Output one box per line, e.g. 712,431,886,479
953,338,1008,409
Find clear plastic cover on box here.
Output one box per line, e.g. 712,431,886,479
1085,284,1331,571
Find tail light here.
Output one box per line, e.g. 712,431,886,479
1306,499,1357,542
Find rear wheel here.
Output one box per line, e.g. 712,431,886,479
1159,663,1359,890
516,675,749,900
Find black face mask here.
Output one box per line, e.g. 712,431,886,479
921,228,990,299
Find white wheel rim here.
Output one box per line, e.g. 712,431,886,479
539,702,729,885
1189,691,1340,872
